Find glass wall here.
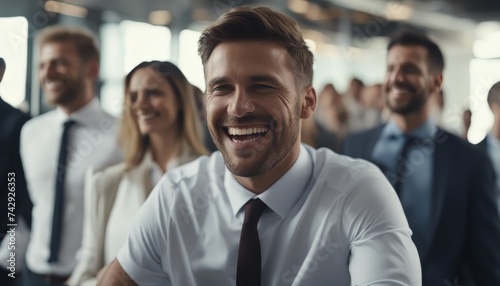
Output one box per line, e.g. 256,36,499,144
99,20,171,116
0,17,29,109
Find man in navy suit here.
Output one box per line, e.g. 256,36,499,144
342,32,500,285
0,58,32,286
477,81,500,214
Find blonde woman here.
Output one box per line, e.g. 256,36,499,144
68,61,208,285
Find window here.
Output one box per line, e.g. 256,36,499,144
99,20,171,116
0,17,28,108
178,29,204,91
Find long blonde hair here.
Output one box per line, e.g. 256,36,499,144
120,61,208,169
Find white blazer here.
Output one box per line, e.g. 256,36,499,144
68,148,200,286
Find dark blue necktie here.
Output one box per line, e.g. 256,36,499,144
48,119,75,263
237,198,267,286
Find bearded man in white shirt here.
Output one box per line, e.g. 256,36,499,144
20,26,122,286
99,7,421,286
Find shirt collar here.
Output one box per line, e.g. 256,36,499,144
225,144,313,219
382,118,437,140
55,97,103,127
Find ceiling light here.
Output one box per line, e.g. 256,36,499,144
149,10,172,26
288,0,309,14
44,1,88,18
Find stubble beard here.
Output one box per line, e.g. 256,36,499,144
386,83,428,115
46,72,86,107
209,106,301,178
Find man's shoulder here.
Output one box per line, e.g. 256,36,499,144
0,100,29,122
0,102,29,136
436,129,488,160
161,151,224,187
97,107,119,122
310,146,384,193
21,110,56,133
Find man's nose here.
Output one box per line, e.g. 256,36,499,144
227,87,255,117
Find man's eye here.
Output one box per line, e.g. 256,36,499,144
213,85,229,91
254,84,272,89
211,85,232,94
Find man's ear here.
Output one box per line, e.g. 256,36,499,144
300,86,317,119
431,73,443,95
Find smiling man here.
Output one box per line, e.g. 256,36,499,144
343,32,500,285
99,7,420,286
20,26,122,286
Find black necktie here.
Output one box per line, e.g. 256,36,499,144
393,135,417,195
48,119,75,263
237,198,267,286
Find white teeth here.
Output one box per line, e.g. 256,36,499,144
232,136,262,143
227,127,268,136
138,113,157,120
45,81,63,90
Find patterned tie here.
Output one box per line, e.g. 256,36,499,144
236,198,267,286
48,119,75,262
394,135,417,195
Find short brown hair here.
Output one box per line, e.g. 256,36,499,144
120,61,208,169
198,6,313,87
388,31,444,74
37,26,99,63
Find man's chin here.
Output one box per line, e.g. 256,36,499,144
226,162,265,178
46,92,63,104
222,152,267,178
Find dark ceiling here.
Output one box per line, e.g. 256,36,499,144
1,0,499,40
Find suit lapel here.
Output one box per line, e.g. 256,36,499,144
421,128,450,259
365,125,385,160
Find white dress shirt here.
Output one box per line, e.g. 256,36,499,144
21,98,122,275
117,144,421,286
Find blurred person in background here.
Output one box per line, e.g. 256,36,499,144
314,83,348,149
0,57,32,286
477,81,500,214
343,78,381,133
462,108,472,140
300,115,339,152
68,61,208,286
192,84,217,153
343,31,500,285
360,83,388,122
20,26,122,286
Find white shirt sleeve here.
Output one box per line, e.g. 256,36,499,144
116,182,171,286
344,164,422,286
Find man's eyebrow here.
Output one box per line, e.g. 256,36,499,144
207,75,284,88
207,77,230,89
249,75,279,83
249,75,285,88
